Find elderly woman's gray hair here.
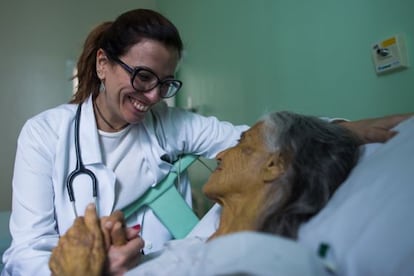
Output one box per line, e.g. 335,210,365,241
255,111,360,239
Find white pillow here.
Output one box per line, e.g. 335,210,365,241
298,116,414,276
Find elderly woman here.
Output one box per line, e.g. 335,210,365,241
49,111,360,275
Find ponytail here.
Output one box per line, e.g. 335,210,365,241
70,22,112,103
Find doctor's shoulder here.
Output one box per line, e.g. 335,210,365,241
146,100,204,128
18,103,77,144
149,99,228,128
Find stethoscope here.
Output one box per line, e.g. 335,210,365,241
64,103,214,219
66,103,98,217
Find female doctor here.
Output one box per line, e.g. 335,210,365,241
2,7,409,276
2,9,246,276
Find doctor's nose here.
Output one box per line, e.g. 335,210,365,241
140,86,161,102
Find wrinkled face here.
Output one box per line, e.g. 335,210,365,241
96,39,180,126
203,122,275,202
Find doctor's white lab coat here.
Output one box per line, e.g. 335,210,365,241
2,95,246,276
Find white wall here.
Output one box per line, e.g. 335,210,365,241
0,0,158,211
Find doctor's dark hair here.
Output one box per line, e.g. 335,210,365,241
255,111,360,239
70,9,183,103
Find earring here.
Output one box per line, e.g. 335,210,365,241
97,67,104,78
99,81,106,93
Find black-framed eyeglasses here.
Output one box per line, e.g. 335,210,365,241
110,56,182,98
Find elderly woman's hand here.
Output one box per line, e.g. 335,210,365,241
337,113,413,144
49,203,106,276
49,205,144,276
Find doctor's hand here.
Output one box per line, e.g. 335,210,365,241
49,203,106,276
101,211,145,275
337,113,413,144
101,210,128,248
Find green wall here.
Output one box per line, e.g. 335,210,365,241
158,0,414,125
1,0,413,211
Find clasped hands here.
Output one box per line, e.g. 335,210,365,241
49,203,144,276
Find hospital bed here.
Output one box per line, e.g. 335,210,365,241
1,116,414,275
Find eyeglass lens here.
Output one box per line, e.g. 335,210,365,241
132,69,181,98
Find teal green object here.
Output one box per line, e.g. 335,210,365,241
121,155,200,239
318,243,330,258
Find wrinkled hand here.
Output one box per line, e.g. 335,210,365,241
49,203,106,276
338,113,413,144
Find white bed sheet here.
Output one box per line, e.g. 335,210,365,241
127,231,329,276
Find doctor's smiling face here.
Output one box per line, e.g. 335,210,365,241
94,39,180,131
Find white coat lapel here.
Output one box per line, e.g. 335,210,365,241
79,96,102,165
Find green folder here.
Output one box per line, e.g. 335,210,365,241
121,155,200,239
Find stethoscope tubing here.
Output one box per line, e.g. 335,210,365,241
66,103,98,217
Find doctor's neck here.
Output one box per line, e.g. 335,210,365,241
93,100,129,132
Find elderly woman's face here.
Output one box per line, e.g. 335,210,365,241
203,122,276,201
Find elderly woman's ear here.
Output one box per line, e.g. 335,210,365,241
262,153,286,182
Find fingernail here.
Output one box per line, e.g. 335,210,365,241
132,224,141,231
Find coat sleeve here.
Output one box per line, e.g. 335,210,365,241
2,115,60,276
150,103,249,160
